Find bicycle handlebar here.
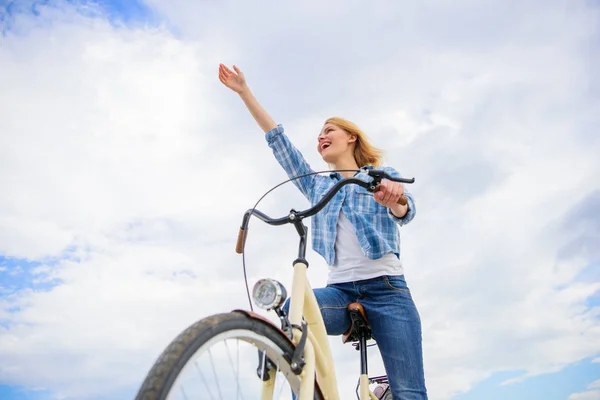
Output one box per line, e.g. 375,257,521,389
236,169,415,254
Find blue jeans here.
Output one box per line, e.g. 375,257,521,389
284,275,427,400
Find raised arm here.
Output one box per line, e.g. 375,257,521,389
218,64,318,200
218,64,277,133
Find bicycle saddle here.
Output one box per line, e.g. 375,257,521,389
342,302,373,344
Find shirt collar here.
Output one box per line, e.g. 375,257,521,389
329,165,373,180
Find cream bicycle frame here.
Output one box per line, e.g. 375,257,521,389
244,169,415,400
261,260,380,400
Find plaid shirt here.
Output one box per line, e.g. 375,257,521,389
265,124,416,266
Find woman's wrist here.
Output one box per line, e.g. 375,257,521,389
390,202,408,218
236,84,250,96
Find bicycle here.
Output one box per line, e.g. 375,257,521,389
134,168,414,400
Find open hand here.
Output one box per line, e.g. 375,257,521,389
218,64,247,93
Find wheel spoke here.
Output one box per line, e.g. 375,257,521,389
179,385,189,400
135,313,308,400
208,348,224,400
193,359,216,400
224,339,245,400
275,360,287,399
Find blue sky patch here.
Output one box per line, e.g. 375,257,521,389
0,255,67,297
576,260,600,283
455,357,600,400
586,286,600,310
78,0,159,24
1,0,162,35
0,384,136,400
0,386,51,400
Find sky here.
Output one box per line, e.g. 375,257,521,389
0,0,599,399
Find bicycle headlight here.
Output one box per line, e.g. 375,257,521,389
252,279,287,311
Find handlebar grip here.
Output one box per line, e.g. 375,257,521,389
235,227,248,254
374,186,408,206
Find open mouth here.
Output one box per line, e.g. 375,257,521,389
320,142,331,152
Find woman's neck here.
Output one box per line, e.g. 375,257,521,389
332,156,360,178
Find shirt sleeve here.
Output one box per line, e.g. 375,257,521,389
383,166,416,226
265,124,316,200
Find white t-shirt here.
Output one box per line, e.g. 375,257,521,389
327,210,404,285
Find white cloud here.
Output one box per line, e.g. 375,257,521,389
569,391,600,400
0,1,599,399
0,6,234,259
569,380,600,400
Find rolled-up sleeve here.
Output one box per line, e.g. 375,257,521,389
265,124,316,200
383,166,416,226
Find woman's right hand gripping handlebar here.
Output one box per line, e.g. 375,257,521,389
218,64,277,134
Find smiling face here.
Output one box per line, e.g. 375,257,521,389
317,123,357,164
317,116,383,170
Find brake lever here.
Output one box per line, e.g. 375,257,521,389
366,169,411,206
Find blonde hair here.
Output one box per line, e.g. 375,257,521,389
325,117,383,168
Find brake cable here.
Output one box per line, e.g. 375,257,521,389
240,169,361,311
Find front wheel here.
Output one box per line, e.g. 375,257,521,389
135,311,323,399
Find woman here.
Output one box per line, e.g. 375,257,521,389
218,63,427,400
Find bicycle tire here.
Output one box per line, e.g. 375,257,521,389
135,311,324,400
